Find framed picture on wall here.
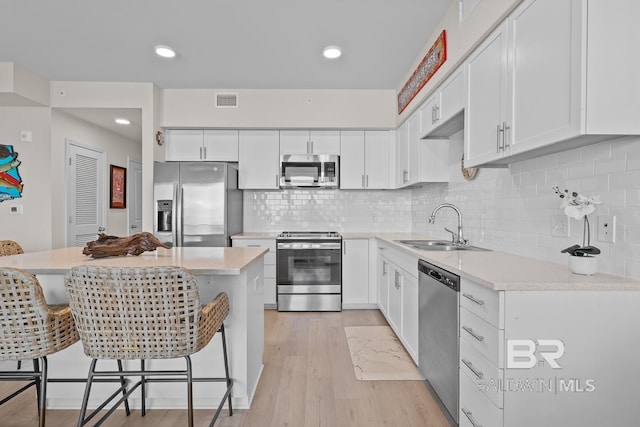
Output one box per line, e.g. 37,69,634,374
109,165,126,209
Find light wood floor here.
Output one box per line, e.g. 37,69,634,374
0,310,450,426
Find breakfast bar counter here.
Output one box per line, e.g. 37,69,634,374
0,246,267,411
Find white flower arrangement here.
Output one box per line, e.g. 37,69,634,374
552,186,602,257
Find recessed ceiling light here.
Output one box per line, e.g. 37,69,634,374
115,118,131,125
323,46,342,59
155,45,176,58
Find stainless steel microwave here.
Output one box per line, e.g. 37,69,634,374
279,154,339,189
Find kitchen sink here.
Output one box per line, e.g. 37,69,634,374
394,240,490,251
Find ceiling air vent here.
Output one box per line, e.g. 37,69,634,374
216,93,238,108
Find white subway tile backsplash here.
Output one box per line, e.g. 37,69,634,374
567,162,595,180
242,136,639,280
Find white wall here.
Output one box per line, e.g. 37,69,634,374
413,132,640,280
0,107,52,252
50,110,142,247
161,89,397,129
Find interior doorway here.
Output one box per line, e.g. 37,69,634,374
65,139,106,247
128,157,143,235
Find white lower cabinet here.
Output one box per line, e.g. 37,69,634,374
460,277,640,426
377,243,419,364
377,255,390,315
400,269,418,361
341,239,370,307
232,238,276,307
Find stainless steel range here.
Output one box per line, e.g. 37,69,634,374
276,231,342,311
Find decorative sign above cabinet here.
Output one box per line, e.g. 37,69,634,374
397,30,447,114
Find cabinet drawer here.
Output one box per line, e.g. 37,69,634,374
460,369,503,427
460,308,503,367
460,340,503,408
460,277,502,328
232,238,276,251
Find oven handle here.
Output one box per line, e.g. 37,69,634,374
277,242,342,250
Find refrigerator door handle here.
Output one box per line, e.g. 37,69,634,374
173,183,180,246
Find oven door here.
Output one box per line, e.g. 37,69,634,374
276,242,342,293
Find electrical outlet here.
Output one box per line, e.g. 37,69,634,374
597,215,616,243
551,215,569,237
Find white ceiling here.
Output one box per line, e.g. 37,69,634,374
0,0,451,90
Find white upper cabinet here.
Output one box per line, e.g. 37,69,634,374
238,130,280,189
340,130,390,189
396,112,449,188
395,120,410,187
279,130,340,155
165,129,238,161
465,0,640,168
464,22,508,166
419,66,466,139
203,130,239,161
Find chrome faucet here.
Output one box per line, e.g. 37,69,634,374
428,203,467,246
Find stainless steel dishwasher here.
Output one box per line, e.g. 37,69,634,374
418,259,459,425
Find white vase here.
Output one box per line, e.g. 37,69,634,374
568,256,598,275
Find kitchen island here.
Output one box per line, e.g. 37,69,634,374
0,246,267,411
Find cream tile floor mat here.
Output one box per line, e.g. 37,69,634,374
344,325,423,381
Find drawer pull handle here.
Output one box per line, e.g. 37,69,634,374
461,358,484,379
247,245,261,247
462,326,484,342
462,408,482,427
463,293,485,306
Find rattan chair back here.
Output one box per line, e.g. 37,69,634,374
0,268,79,361
65,265,229,360
0,240,24,256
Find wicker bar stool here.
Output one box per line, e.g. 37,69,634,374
0,267,80,427
0,240,24,256
65,265,233,427
0,240,26,370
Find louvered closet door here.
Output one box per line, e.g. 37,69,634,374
66,141,106,247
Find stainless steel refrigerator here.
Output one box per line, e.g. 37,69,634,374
153,162,242,247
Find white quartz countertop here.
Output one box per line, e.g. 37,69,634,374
376,235,640,292
0,246,268,275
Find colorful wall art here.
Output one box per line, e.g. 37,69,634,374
0,145,23,202
397,30,447,114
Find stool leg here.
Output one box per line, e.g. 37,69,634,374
221,324,233,416
32,359,41,413
38,357,48,427
140,360,146,416
116,360,131,416
185,356,194,427
77,359,97,427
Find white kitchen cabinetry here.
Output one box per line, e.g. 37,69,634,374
377,255,390,315
165,129,239,161
376,242,419,363
396,112,449,188
419,66,465,139
340,131,390,189
279,130,340,155
238,130,280,189
395,120,410,187
465,0,640,168
232,238,277,307
459,277,640,426
342,239,370,307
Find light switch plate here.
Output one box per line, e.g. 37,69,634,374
551,215,569,237
597,215,616,243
